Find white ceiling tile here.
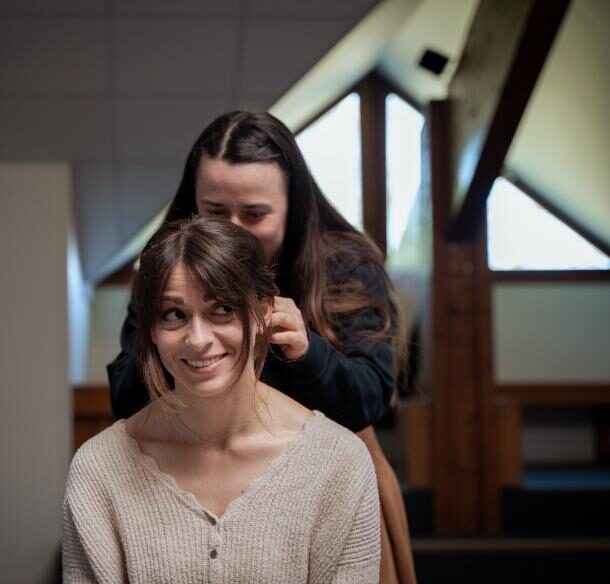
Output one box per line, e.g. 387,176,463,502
248,0,378,19
0,98,113,160
115,97,228,159
240,20,353,98
0,0,105,16
113,0,243,17
0,18,109,95
231,95,276,112
114,19,240,96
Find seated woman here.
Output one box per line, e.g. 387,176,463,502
63,217,380,584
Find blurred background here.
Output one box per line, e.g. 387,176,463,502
1,0,609,582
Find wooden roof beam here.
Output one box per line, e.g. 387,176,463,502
447,0,570,241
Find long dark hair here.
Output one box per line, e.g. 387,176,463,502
166,111,398,349
133,216,278,403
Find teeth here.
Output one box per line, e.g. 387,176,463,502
186,355,223,368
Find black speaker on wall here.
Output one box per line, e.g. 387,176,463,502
418,48,449,75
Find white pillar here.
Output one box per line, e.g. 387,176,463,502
0,162,72,583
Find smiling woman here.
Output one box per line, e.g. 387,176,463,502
132,218,275,405
153,272,244,392
63,217,381,584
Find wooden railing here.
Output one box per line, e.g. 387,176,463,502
73,385,113,451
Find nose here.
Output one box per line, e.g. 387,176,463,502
228,213,244,229
184,317,213,351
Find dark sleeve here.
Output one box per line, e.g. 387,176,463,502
272,262,395,432
106,297,150,419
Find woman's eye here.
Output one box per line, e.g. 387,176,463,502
162,309,185,322
213,304,234,317
245,211,265,221
200,204,227,217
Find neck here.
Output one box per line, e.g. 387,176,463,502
166,370,265,447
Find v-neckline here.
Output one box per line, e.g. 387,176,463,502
116,411,322,523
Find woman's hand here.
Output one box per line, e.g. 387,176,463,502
270,296,309,361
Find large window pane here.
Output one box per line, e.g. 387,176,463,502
385,93,424,265
296,93,362,229
487,177,610,270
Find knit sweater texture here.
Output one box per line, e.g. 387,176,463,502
63,411,381,583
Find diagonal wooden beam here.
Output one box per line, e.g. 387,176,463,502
447,0,571,241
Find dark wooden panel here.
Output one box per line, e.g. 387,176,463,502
496,399,522,487
593,407,610,465
74,384,112,416
497,384,610,405
412,537,610,554
492,270,610,282
403,400,432,488
73,385,114,451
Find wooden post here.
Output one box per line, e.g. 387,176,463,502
424,100,497,533
360,74,387,255
421,0,571,534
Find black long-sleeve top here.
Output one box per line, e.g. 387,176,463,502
107,253,395,432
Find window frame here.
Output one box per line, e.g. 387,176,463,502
295,70,422,257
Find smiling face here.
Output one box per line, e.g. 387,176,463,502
195,156,289,264
151,262,250,399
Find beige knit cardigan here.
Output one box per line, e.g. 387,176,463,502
63,411,380,583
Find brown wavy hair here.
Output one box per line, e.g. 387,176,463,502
165,111,401,353
133,216,278,404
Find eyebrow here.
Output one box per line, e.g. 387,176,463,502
161,293,221,305
200,200,271,211
160,295,184,305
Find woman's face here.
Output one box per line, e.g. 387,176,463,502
196,156,289,264
151,262,248,399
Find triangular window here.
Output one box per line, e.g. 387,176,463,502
487,177,610,270
296,93,363,230
386,93,424,266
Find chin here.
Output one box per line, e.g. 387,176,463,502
174,371,248,401
173,377,235,400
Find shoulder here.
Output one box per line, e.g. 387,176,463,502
307,413,375,476
302,414,378,517
67,422,129,489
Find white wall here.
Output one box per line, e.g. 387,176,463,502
87,286,132,383
0,163,71,583
493,282,610,383
68,224,92,384
493,281,610,464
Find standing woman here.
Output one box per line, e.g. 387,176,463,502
108,111,416,584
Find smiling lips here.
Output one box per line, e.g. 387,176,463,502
184,354,227,369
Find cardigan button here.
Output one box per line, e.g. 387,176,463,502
209,516,217,526
210,549,218,559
